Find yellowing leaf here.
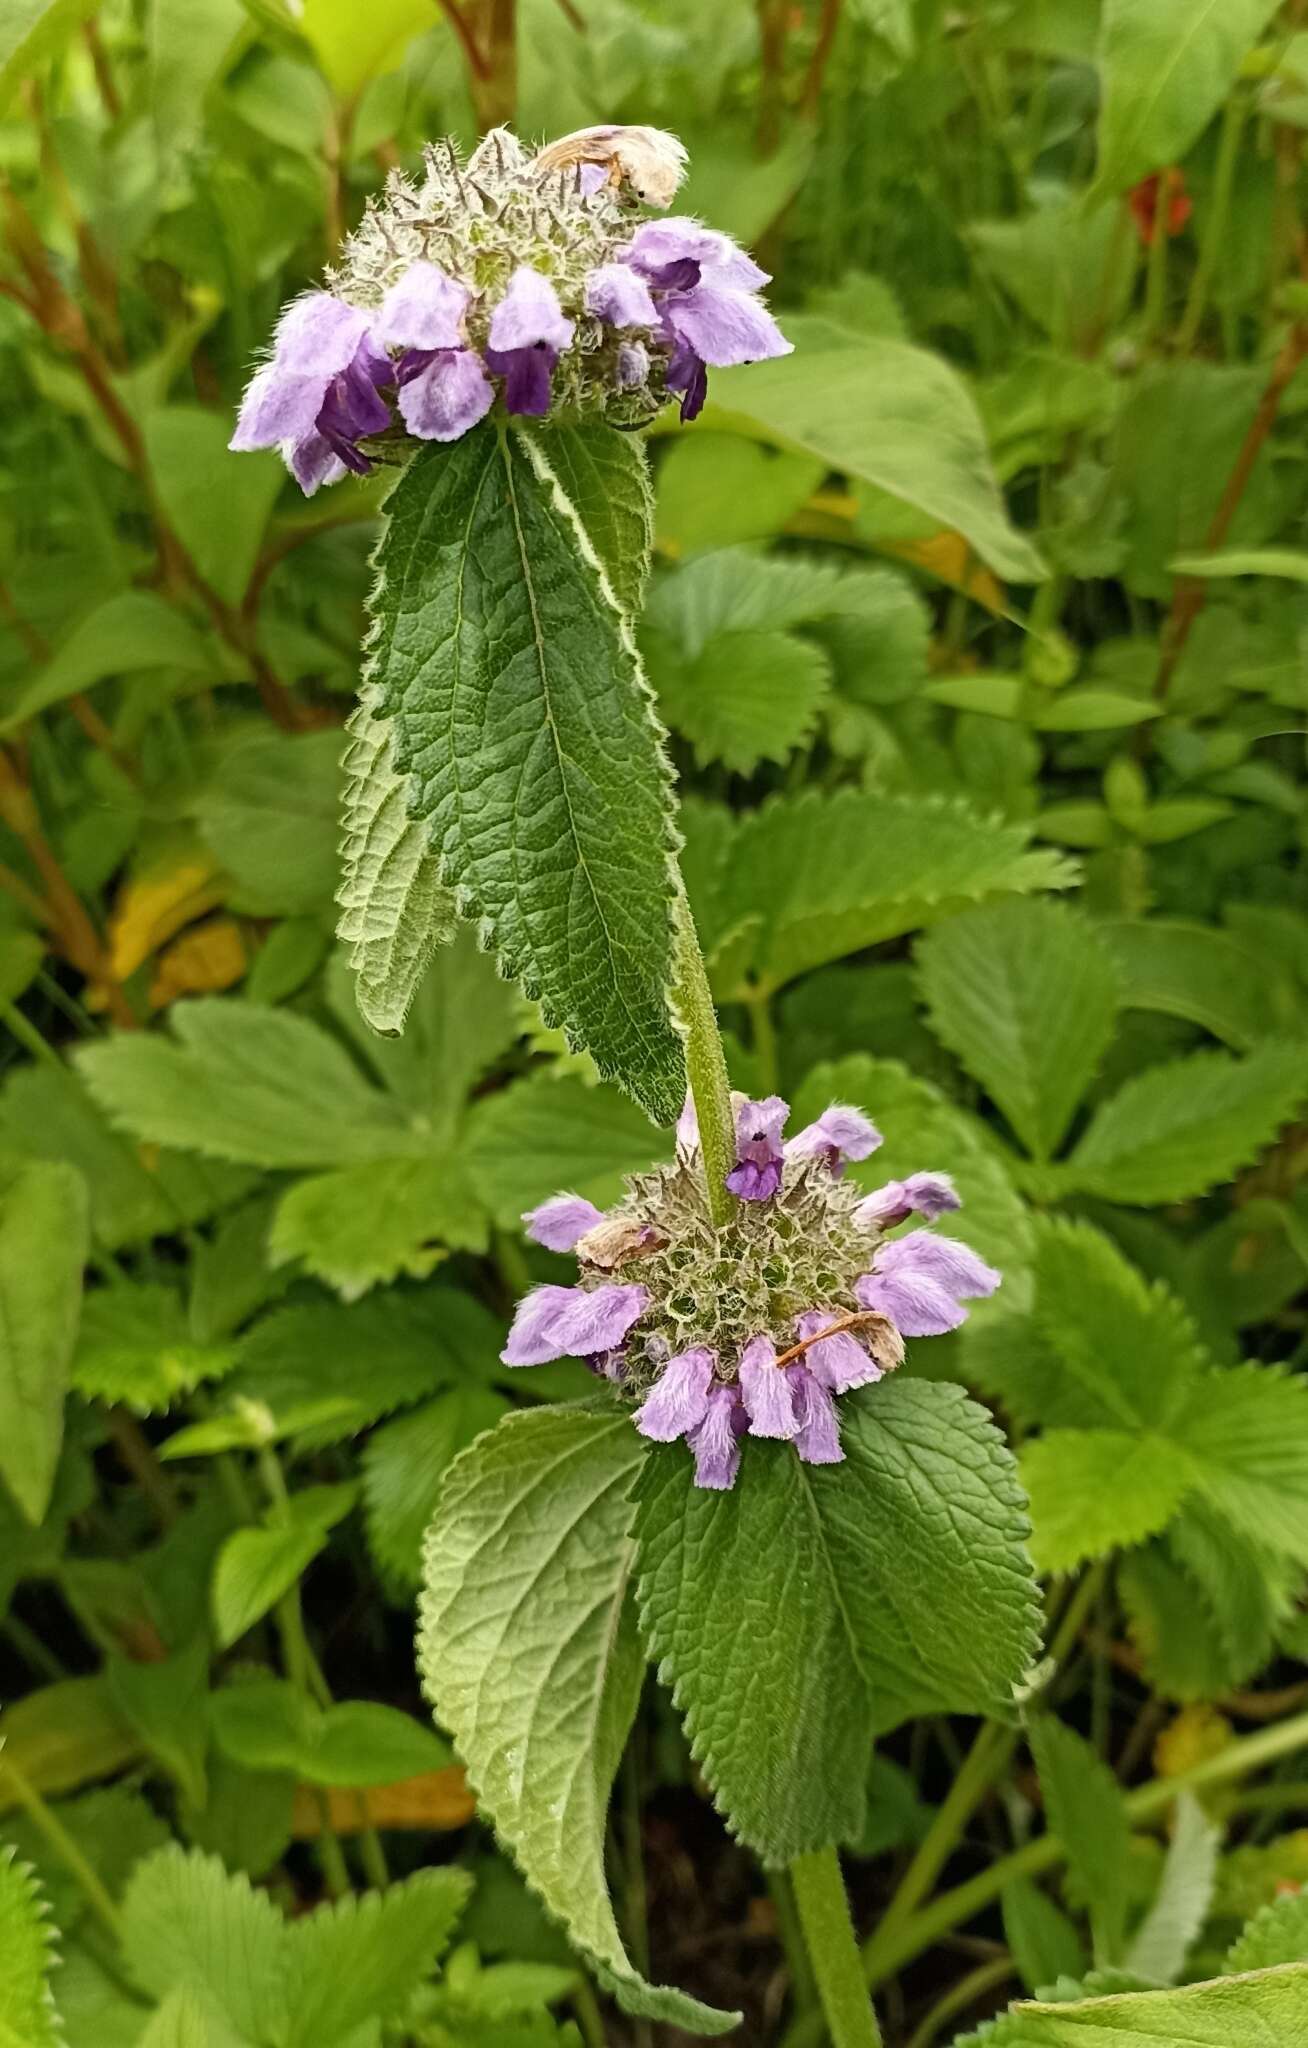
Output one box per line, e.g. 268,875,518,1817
149,918,247,1009
1154,1704,1233,1781
110,845,226,982
290,1766,476,1836
886,530,1006,614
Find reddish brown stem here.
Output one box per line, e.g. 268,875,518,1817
435,0,492,80
771,1309,888,1371
1154,322,1308,700
82,18,122,121
800,0,842,120
756,0,789,154
0,748,134,1025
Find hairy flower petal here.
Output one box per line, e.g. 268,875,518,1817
739,1333,798,1438
793,1309,899,1393
623,217,770,291
585,261,658,327
855,1172,961,1229
688,1384,744,1490
521,1192,605,1252
396,347,494,440
634,1347,714,1442
502,1282,648,1366
786,1364,843,1465
377,261,470,350
726,1094,789,1203
786,1104,883,1173
664,284,791,368
489,267,576,353
856,1232,999,1338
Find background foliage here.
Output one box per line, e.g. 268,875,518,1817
1,0,1308,2042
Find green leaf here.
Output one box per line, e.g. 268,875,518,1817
634,1382,1039,1865
0,0,94,106
1027,690,1161,732
647,625,830,773
968,202,1136,349
269,1152,486,1301
0,1850,60,2048
1030,1717,1131,1966
417,1406,735,2036
371,423,683,1122
707,317,1047,582
72,1283,235,1414
362,1385,509,1596
528,422,654,622
297,0,432,95
193,731,342,919
463,1070,664,1227
0,1676,138,1810
227,1287,499,1444
1226,1893,1308,1973
106,1638,210,1808
1099,920,1304,1051
655,434,823,556
337,678,458,1037
210,1679,452,1787
1017,1962,1308,2041
123,1842,470,2048
0,1160,88,1525
136,1987,217,2048
690,789,1076,1001
971,1218,1206,1434
1061,1042,1308,1205
77,1001,414,1171
1020,1430,1194,1574
917,901,1121,1160
279,1870,471,2047
1125,1793,1219,1986
144,409,284,609
1004,1877,1088,1996
1095,0,1282,194
0,591,217,733
211,1484,356,1648
0,1065,252,1252
1171,1365,1308,1566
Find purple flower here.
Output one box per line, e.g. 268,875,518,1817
738,1334,798,1439
634,1347,714,1442
522,1193,605,1252
484,267,576,416
856,1233,1000,1338
786,1105,883,1175
793,1310,900,1393
622,216,791,422
584,262,658,328
725,1094,789,1203
675,1093,700,1160
786,1364,843,1465
377,260,494,443
502,1282,648,1366
617,342,650,389
855,1173,961,1231
231,291,393,493
688,1384,745,1490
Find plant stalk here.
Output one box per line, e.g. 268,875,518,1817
0,1753,125,1942
790,1846,883,2048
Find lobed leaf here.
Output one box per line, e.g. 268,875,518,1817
0,1849,61,2048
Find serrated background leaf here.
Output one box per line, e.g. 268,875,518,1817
1030,1717,1131,1966
1062,1042,1307,1206
0,1850,61,2048
917,901,1121,1159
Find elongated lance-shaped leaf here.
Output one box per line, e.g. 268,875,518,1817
337,675,457,1036
369,421,684,1123
417,1404,737,2036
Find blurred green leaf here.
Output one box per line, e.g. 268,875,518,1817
1095,0,1281,193
0,1159,88,1525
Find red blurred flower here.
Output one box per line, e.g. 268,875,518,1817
1130,168,1193,246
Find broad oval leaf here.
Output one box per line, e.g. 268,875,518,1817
371,422,684,1123
417,1404,737,2036
633,1381,1040,1866
1095,0,1282,195
707,316,1047,583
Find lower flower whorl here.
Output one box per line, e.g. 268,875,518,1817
504,1094,999,1490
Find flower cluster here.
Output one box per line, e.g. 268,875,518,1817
230,125,790,494
504,1093,1000,1489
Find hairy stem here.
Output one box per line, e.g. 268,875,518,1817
790,1846,883,2048
673,890,735,1229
